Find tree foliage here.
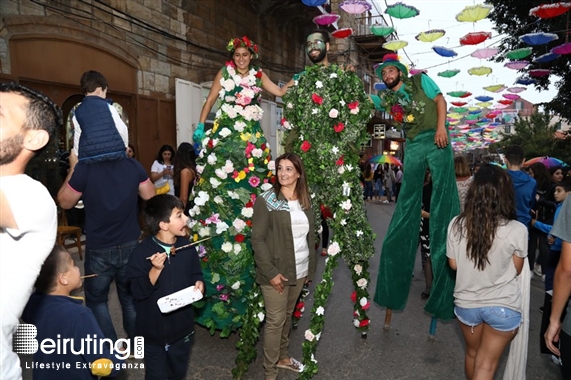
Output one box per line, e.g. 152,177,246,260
491,111,571,165
486,0,571,121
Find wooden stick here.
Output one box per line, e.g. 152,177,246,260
80,274,98,279
383,309,392,331
428,316,438,341
146,236,212,260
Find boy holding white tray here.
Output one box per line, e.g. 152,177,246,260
127,194,204,380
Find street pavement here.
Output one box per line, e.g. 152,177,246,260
20,201,561,379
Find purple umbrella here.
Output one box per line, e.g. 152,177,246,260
507,86,526,93
432,46,458,57
551,42,571,55
339,0,372,14
519,32,558,46
503,93,520,100
313,13,341,26
529,69,551,77
471,47,498,59
504,60,529,70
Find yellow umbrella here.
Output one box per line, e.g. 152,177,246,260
467,106,481,111
455,4,493,22
415,29,446,43
448,120,460,125
383,40,408,51
468,66,493,76
483,84,506,93
447,113,462,119
476,101,492,108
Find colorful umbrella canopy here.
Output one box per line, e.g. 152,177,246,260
467,107,481,112
507,86,526,93
369,154,403,166
471,47,498,59
551,42,571,55
468,66,493,76
477,101,493,108
415,29,446,42
515,77,536,85
302,0,327,6
447,90,468,97
437,69,461,78
494,103,509,109
483,84,506,93
332,28,353,39
433,46,458,57
533,52,561,63
452,107,468,113
460,31,491,45
524,156,568,168
519,32,559,46
409,68,428,75
383,40,408,51
456,4,493,22
385,2,420,19
339,0,372,14
529,2,571,19
460,92,473,98
505,47,532,60
475,95,494,102
313,13,341,26
498,99,514,105
504,60,529,70
503,93,520,100
371,24,395,37
529,69,551,77
451,101,468,106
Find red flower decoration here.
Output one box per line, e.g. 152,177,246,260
311,93,323,105
293,310,302,318
233,38,241,48
359,319,370,327
334,122,345,133
350,291,357,303
246,220,253,227
335,155,344,166
348,101,359,110
255,70,263,79
245,201,254,208
235,234,245,243
296,302,304,309
362,301,371,310
242,36,252,47
253,44,259,53
300,140,312,152
207,139,214,149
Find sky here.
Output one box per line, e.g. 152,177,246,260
369,0,559,105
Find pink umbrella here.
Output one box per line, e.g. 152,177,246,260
313,13,341,26
339,0,372,14
529,69,551,77
494,103,509,109
507,86,527,93
504,60,529,70
503,93,520,100
551,42,571,55
471,47,498,59
409,68,428,75
466,119,479,124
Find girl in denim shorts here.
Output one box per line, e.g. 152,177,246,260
446,165,528,380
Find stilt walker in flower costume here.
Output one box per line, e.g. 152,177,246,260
190,36,289,377
281,30,375,378
370,54,460,325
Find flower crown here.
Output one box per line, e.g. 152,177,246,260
375,53,408,78
226,36,259,57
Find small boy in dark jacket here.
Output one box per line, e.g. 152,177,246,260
127,194,204,380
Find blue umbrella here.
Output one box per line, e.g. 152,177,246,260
374,82,387,91
469,110,482,115
432,46,458,57
475,95,493,102
519,32,558,46
515,77,536,85
533,52,561,63
302,0,327,6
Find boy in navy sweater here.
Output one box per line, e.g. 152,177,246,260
127,195,204,380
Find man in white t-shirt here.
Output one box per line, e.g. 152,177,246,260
0,83,60,379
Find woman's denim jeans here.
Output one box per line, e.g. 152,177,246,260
84,239,138,342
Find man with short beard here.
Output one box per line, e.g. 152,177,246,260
370,54,460,322
0,83,60,379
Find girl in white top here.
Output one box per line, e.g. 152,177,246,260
150,144,175,195
447,164,528,380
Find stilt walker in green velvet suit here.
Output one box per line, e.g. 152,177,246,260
370,54,460,320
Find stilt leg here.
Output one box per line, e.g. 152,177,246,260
383,309,392,331
428,316,437,341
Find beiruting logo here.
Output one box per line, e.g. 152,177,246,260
13,324,144,360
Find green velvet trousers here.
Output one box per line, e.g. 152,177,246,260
373,130,460,320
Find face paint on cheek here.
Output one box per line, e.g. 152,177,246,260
306,34,327,63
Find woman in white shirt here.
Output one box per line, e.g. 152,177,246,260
150,144,175,195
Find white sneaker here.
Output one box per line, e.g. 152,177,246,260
551,354,562,366
530,270,534,280
534,264,543,276
382,200,389,204
541,274,546,282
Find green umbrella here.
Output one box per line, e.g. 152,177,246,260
437,69,461,78
451,107,468,113
385,2,420,19
371,25,395,37
466,114,479,120
447,91,468,97
505,47,532,60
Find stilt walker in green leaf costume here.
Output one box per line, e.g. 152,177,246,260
281,30,375,378
370,54,460,323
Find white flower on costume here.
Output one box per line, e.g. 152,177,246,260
223,160,235,173
340,199,352,211
340,219,347,226
233,244,242,254
207,153,217,165
350,106,360,115
219,127,232,138
228,191,240,199
282,120,292,130
234,121,246,132
354,264,363,275
356,278,368,289
189,205,200,216
215,222,230,234
338,166,346,174
287,102,293,109
346,164,354,171
331,146,339,155
196,164,205,174
329,108,339,118
257,312,265,322
241,207,254,218
221,79,235,92
251,148,263,158
356,230,363,237
198,227,210,237
225,96,236,103
209,177,221,188
316,306,325,316
353,319,360,327
231,281,241,290
211,138,219,148
304,330,315,341
215,168,228,180
233,218,246,232
360,297,368,307
214,196,223,204
194,191,210,206
312,108,319,115
221,242,233,253
330,73,338,79
315,80,323,88
267,161,276,171
327,242,341,256
339,99,346,106
316,332,322,341
311,354,317,363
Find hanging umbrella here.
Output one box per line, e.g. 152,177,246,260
529,69,551,77
467,106,481,112
451,101,468,106
551,42,571,55
503,93,520,100
415,29,446,42
505,47,533,60
371,24,395,37
468,66,493,76
529,2,571,19
374,82,387,91
465,114,479,121
485,112,498,118
507,86,526,93
524,156,568,168
515,77,536,85
533,52,561,63
369,154,403,166
483,84,506,93
437,69,461,78
466,119,479,125
409,68,428,75
456,4,493,22
383,40,408,51
519,32,559,46
459,92,473,98
452,107,468,113
432,46,458,57
498,99,514,105
504,60,529,70
385,2,420,19
332,28,353,39
302,0,327,5
475,95,493,102
494,103,509,109
477,101,493,108
313,13,341,26
460,31,492,45
447,91,468,98
339,0,372,14
471,47,499,59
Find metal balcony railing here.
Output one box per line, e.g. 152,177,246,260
353,15,397,41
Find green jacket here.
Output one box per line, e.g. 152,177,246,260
252,189,316,285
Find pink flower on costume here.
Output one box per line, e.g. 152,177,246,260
205,213,221,225
249,176,261,187
348,101,360,114
220,294,229,301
